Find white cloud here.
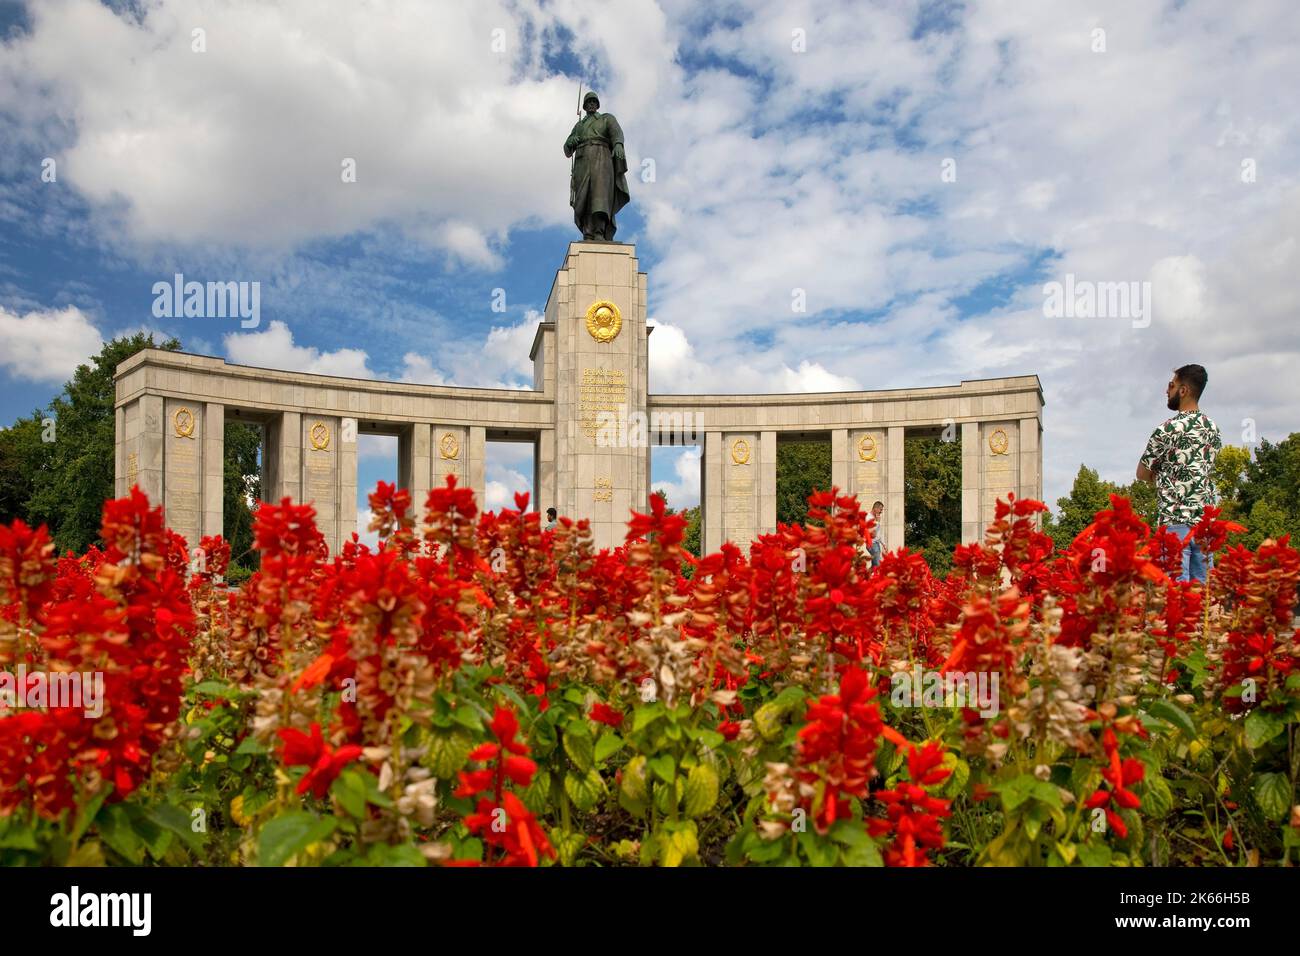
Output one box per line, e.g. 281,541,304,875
355,507,380,550
651,445,701,510
0,304,102,384
357,433,397,461
5,0,1299,515
223,320,373,378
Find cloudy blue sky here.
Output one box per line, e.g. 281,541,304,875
2,0,1297,543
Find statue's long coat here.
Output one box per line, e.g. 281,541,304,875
565,111,630,238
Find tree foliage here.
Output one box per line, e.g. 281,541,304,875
776,441,830,526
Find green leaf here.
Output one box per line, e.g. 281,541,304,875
632,703,666,733
146,803,205,852
828,820,884,867
1252,772,1291,822
683,763,720,817
95,804,144,864
620,755,649,812
594,732,625,763
363,842,427,867
563,768,606,813
426,726,474,779
1142,774,1174,819
648,753,676,784
940,754,970,800
696,729,726,751
753,702,786,741
192,680,238,697
549,827,586,867
521,768,552,816
332,769,368,819
258,812,338,867
1075,840,1112,868
660,821,699,867
1244,709,1285,749
1145,700,1196,739
653,777,685,816
67,841,106,866
234,736,268,755
0,822,39,850
451,704,484,732
563,723,595,772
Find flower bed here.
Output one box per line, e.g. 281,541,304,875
0,478,1297,866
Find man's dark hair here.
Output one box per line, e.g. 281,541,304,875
546,507,557,519
1174,364,1208,399
872,500,884,509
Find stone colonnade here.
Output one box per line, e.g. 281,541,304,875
115,241,1043,555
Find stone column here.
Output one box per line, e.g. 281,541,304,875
758,431,777,536
265,411,302,506
722,432,760,548
961,421,980,544
536,429,556,516
703,430,722,554
847,427,888,547
114,406,126,499
979,420,1021,539
339,417,357,550
886,425,905,551
202,402,224,540
300,415,340,552
830,428,849,496
402,423,432,508
119,394,164,504
162,398,203,547
1018,416,1042,507
468,426,486,509
550,241,649,549
431,425,469,498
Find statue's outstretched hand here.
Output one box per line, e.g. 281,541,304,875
612,143,625,163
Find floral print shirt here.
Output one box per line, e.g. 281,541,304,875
1140,410,1222,527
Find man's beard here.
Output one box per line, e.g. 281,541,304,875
1167,393,1181,411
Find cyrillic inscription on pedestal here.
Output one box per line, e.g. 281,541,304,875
164,400,202,547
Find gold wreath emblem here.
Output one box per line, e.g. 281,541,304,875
731,438,751,465
309,421,331,451
172,407,195,439
988,428,1010,456
585,300,622,344
439,432,460,460
857,434,877,462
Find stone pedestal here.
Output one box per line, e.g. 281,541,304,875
544,241,650,550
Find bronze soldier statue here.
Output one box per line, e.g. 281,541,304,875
564,91,630,241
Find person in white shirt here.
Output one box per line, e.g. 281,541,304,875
869,500,885,568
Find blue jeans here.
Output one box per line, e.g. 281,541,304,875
1168,523,1211,583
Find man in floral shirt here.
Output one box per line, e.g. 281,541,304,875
1136,364,1222,582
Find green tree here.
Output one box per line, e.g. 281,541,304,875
904,436,961,576
223,421,262,578
1233,435,1300,548
1042,464,1158,548
1041,465,1113,546
25,333,182,553
0,412,49,524
775,441,830,525
1213,444,1252,523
